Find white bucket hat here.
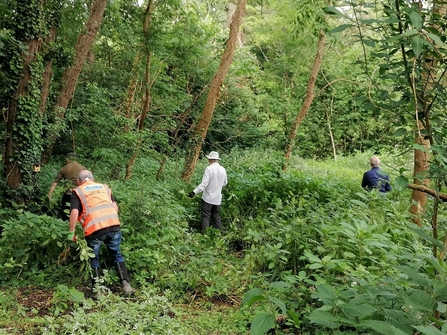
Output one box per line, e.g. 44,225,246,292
206,151,220,160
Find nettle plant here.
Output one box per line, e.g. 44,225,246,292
308,252,447,335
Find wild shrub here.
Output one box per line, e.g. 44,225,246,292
42,288,187,335
0,209,90,286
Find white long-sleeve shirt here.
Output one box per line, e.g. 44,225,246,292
193,162,227,205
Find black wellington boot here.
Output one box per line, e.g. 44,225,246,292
114,262,135,295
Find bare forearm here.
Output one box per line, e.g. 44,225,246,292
69,209,79,232
48,182,57,198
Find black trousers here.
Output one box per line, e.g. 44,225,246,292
201,199,222,233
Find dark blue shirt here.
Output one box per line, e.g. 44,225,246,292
362,167,392,193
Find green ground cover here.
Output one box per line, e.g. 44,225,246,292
1,149,446,334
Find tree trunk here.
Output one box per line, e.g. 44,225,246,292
283,30,325,170
407,1,446,226
3,35,45,193
409,129,430,226
39,27,57,115
123,51,144,131
181,0,248,182
42,0,109,164
124,0,154,180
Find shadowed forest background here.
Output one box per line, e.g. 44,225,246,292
1,0,447,334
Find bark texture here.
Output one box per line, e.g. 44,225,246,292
125,0,154,181
4,38,43,191
409,130,430,226
283,30,325,169
42,0,109,164
181,0,248,181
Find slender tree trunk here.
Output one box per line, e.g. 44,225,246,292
409,128,430,226
326,111,336,161
181,0,248,181
283,30,325,170
124,0,154,180
42,0,109,164
123,51,143,131
39,27,57,115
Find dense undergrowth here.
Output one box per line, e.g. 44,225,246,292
1,149,446,334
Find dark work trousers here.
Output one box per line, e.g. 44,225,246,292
201,199,222,233
60,191,72,221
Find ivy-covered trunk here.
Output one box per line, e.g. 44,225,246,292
2,0,56,202
181,0,247,182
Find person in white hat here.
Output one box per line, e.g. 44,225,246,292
189,151,228,233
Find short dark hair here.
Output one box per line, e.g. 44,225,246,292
66,153,77,160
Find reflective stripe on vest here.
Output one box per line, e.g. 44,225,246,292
74,181,120,236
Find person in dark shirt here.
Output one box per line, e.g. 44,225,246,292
48,153,86,221
362,156,392,193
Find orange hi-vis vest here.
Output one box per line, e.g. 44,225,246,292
73,181,120,236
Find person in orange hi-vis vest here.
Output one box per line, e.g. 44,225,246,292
68,169,135,295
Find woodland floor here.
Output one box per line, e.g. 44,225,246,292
2,286,245,335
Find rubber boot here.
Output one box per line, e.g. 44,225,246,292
91,267,102,299
115,262,135,295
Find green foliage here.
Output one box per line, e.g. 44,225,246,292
42,288,187,334
0,208,88,286
51,285,84,317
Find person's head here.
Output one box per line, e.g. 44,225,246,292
205,151,220,164
77,170,94,185
370,156,380,167
66,152,77,162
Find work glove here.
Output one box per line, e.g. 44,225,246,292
188,191,195,198
67,231,77,242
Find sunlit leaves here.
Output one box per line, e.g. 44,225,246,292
409,11,422,30
412,35,423,57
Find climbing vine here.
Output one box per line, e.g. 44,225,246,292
1,0,61,202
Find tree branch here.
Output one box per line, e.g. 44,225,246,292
407,183,447,202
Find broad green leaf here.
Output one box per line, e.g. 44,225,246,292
394,175,409,191
426,33,445,48
308,309,338,328
329,24,353,34
410,227,444,249
394,127,406,137
413,325,446,335
433,280,447,301
250,313,275,335
268,296,287,315
341,302,377,319
350,199,368,208
355,192,369,201
361,320,408,335
323,6,341,15
403,290,436,312
402,29,418,37
409,11,422,30
412,35,423,57
241,288,266,308
395,265,429,286
437,302,446,313
304,250,322,263
287,310,300,326
313,284,337,301
269,281,291,290
69,288,84,302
